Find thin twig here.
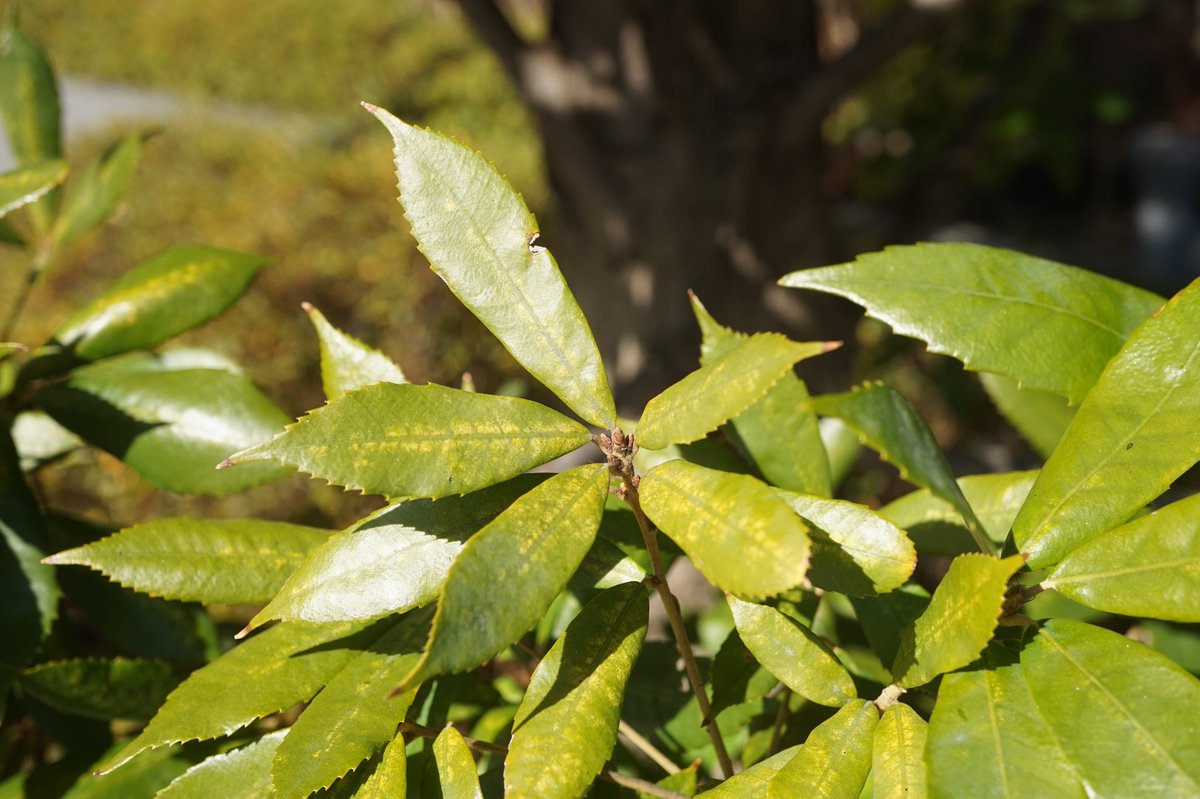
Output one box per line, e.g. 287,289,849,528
618,719,681,775
399,721,507,754
602,769,689,799
768,686,790,756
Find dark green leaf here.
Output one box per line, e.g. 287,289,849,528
1045,492,1200,621
226,382,587,500
0,159,66,218
1022,619,1200,796
767,700,878,799
851,588,930,676
45,518,327,605
637,334,831,452
781,243,1163,403
691,294,831,495
63,744,193,799
399,465,608,689
926,643,1083,799
352,729,408,799
18,658,179,721
709,629,776,718
272,612,429,798
639,460,810,599
893,554,1024,688
506,582,648,798
157,730,288,799
979,373,1074,459
49,134,141,249
38,359,290,494
368,104,614,428
98,621,366,774
777,491,915,595
46,246,267,363
871,702,927,799
727,595,856,708
433,726,482,799
811,383,992,553
304,302,407,401
250,477,541,628
1014,278,1200,568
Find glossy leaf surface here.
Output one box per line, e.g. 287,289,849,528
778,491,915,595
781,243,1163,403
506,582,648,798
1045,491,1200,621
251,477,539,628
304,303,407,401
767,700,878,799
640,460,810,598
18,658,178,721
871,702,927,799
727,595,855,707
638,333,829,451
0,159,65,217
38,360,289,494
926,643,1083,799
979,373,1074,459
50,246,266,363
400,465,607,689
811,382,990,551
49,133,141,249
156,730,288,799
99,621,364,774
271,613,428,798
691,294,831,495
226,382,587,500
894,554,1024,688
369,104,614,428
46,518,327,605
1023,619,1200,796
433,726,482,799
1014,278,1200,568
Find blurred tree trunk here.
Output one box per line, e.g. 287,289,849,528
453,0,970,406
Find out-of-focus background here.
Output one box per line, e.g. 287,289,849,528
4,0,1200,525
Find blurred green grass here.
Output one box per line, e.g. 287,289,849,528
9,1,552,527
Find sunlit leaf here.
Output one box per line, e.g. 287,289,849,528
399,465,608,690
12,410,81,469
694,746,799,797
250,477,540,629
691,293,831,495
637,333,831,451
926,643,1083,799
225,382,587,500
767,700,878,799
1014,278,1200,568
506,582,648,798
368,104,615,428
639,460,810,599
893,554,1024,688
979,373,1074,460
98,621,366,774
17,658,178,721
433,726,482,799
157,730,288,799
0,25,60,232
871,702,927,799
37,359,290,495
271,612,429,798
63,743,192,799
777,491,915,595
304,302,407,401
352,728,408,799
727,595,855,707
811,382,991,553
0,159,66,218
45,518,327,605
50,133,142,249
781,243,1163,403
1022,619,1200,796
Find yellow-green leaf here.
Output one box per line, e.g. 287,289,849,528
638,333,831,451
49,133,141,249
0,25,60,232
399,465,608,690
0,159,65,218
367,104,614,428
767,700,878,799
433,726,483,799
506,582,648,798
727,595,856,708
226,383,588,500
639,460,810,599
156,730,289,799
893,554,1024,688
1014,278,1200,568
979,373,1074,460
694,746,800,797
304,302,407,401
871,702,927,799
352,728,409,799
